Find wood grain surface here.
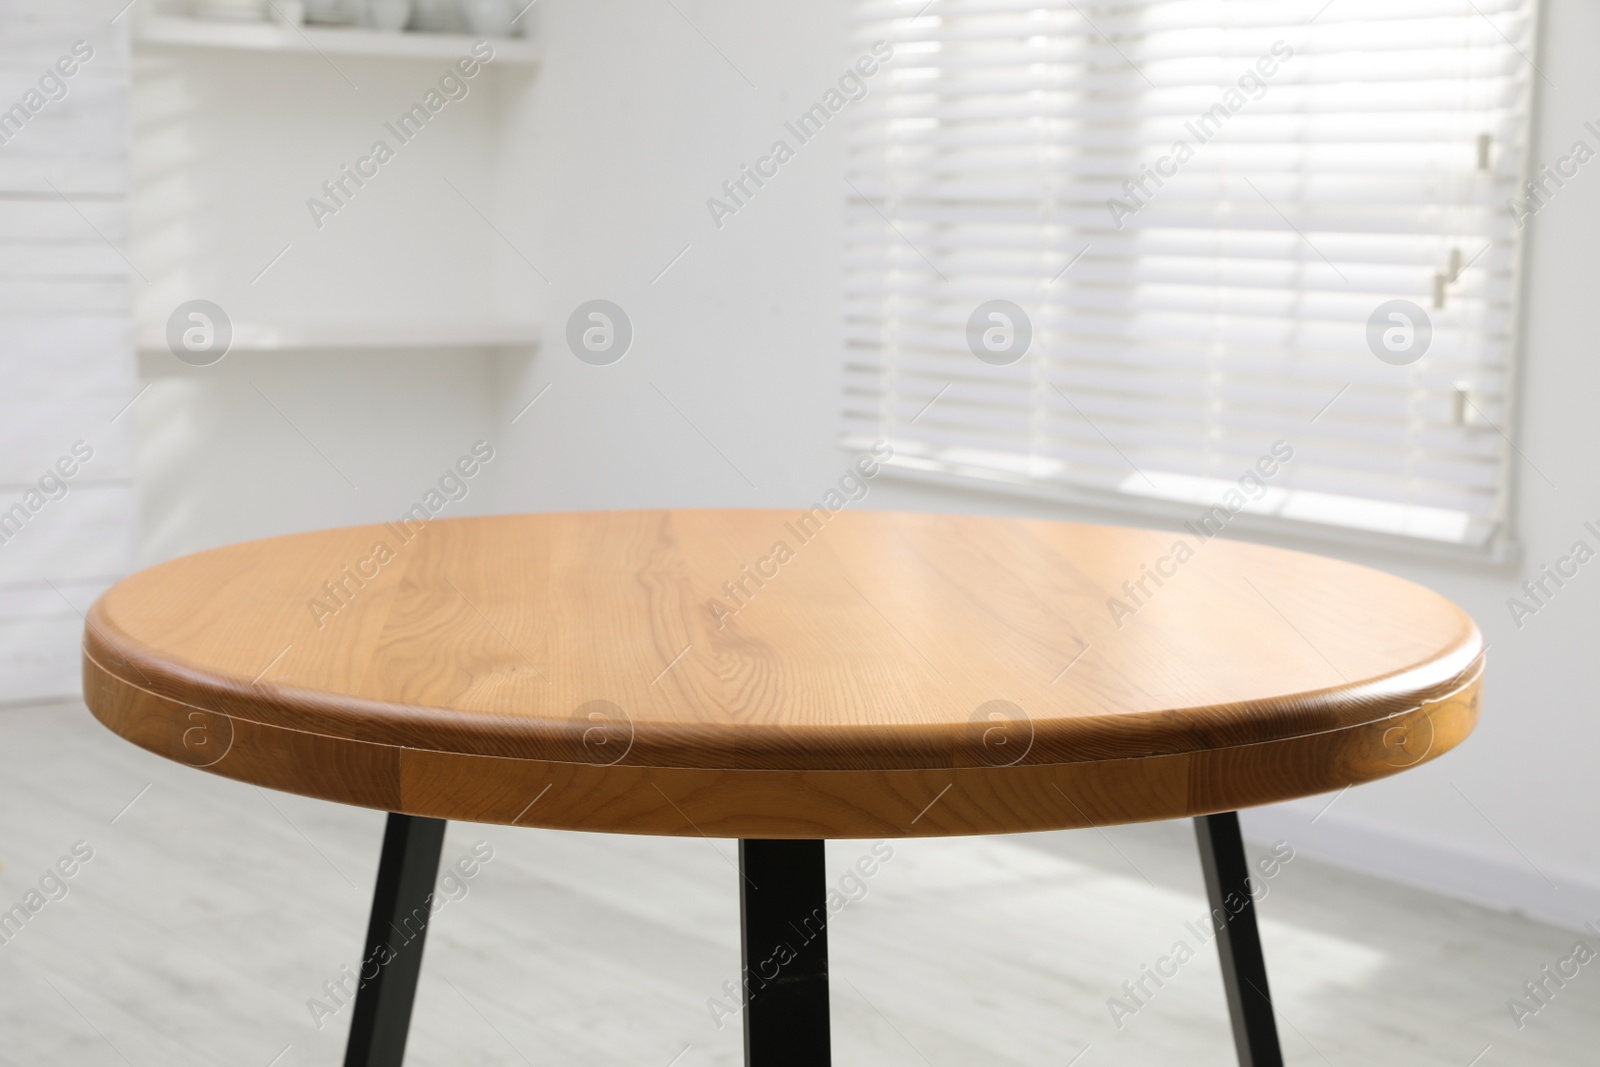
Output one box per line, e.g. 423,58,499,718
82,510,1483,837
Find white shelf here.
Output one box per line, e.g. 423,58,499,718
136,320,541,353
134,15,541,64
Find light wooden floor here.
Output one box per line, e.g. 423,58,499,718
0,700,1593,1066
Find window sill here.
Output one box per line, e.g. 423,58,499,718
864,453,1521,570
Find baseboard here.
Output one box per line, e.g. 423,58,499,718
1239,802,1600,932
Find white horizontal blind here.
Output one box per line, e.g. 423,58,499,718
0,1,136,702
842,0,1539,549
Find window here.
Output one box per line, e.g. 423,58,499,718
842,0,1540,554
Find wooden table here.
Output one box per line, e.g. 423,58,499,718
83,509,1483,1066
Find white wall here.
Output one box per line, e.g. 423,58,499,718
130,0,1600,927
0,3,136,703
135,349,502,561
131,25,513,334
485,0,853,508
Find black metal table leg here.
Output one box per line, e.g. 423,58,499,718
344,813,448,1067
739,839,831,1066
1194,812,1284,1067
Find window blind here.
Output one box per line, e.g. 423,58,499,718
842,0,1539,551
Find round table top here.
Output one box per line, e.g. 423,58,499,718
84,509,1483,838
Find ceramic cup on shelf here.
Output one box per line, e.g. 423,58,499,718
458,0,515,37
364,0,412,31
305,0,361,24
410,0,462,32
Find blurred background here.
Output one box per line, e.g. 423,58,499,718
3,0,1597,1063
